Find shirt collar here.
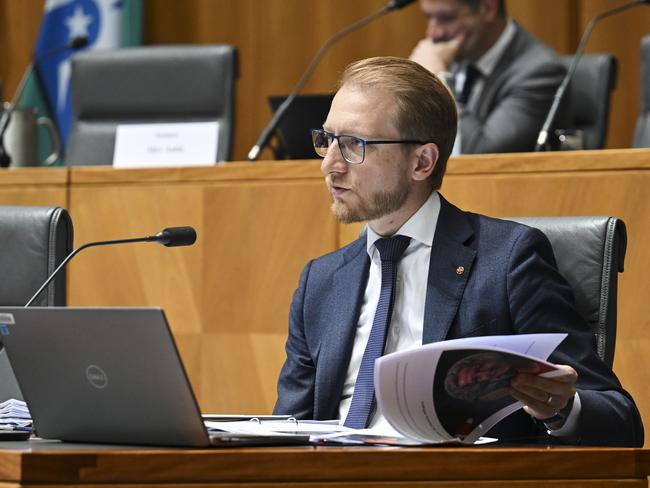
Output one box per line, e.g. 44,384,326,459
366,191,441,256
475,18,515,77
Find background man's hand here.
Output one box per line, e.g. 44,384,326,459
409,36,462,74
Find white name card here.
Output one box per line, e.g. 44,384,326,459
113,121,219,168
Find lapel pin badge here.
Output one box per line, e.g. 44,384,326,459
455,265,465,276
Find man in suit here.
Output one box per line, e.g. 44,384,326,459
274,56,644,446
409,0,565,153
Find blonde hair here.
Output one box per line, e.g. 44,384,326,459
339,56,457,189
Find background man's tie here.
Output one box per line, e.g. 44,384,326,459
457,64,481,105
344,235,411,428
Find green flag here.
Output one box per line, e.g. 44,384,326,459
18,0,142,167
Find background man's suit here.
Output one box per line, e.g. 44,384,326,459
461,22,566,154
274,195,644,446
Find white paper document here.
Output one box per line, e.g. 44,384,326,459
374,333,568,445
205,419,349,436
113,121,219,168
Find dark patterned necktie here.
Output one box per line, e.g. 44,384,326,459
457,64,481,105
344,235,411,429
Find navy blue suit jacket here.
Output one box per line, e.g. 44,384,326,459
274,195,644,446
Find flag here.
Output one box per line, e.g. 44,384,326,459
19,0,142,165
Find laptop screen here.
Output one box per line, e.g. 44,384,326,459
268,94,334,160
0,307,210,447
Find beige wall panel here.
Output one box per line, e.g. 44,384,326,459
577,0,650,149
68,174,335,411
1,1,645,159
197,180,335,411
200,181,335,334
0,188,67,207
0,168,68,207
199,332,288,413
0,0,45,99
507,0,578,53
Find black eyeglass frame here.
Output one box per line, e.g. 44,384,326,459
311,128,426,165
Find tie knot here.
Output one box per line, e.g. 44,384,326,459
374,235,411,262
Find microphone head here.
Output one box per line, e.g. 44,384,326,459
387,0,416,10
68,36,89,50
155,227,197,247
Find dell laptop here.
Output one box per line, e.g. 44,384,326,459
0,307,307,447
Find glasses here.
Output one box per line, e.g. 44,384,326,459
311,129,426,165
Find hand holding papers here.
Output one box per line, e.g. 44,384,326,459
374,333,568,444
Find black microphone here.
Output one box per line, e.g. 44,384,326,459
24,226,197,307
534,0,648,151
246,0,416,161
0,35,89,167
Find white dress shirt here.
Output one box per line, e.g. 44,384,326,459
337,191,441,432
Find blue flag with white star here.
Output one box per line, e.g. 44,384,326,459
32,0,141,149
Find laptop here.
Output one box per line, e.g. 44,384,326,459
0,307,308,447
268,94,333,159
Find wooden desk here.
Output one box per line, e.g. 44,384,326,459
0,442,648,487
0,167,67,207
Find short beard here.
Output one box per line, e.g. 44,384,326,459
331,174,410,224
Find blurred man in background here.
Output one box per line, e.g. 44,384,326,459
410,0,565,154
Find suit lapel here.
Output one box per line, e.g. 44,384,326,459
471,22,523,119
422,196,477,344
315,238,369,419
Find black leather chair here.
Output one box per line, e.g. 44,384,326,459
65,45,238,165
633,35,650,148
0,206,74,400
561,54,618,150
510,216,626,367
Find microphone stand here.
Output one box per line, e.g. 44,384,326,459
24,236,159,307
247,1,410,161
534,0,647,151
24,226,196,307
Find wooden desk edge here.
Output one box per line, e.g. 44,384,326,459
0,446,648,484
66,148,650,185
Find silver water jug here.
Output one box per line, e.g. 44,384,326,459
2,103,60,167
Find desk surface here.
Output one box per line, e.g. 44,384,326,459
0,440,648,487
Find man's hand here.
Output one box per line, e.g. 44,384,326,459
509,364,578,421
409,36,462,74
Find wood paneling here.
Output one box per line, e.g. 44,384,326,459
577,0,650,149
0,1,44,101
67,163,335,412
0,1,646,161
142,0,423,161
0,167,67,206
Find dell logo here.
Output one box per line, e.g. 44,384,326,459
86,365,108,389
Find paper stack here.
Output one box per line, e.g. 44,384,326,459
0,399,31,430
